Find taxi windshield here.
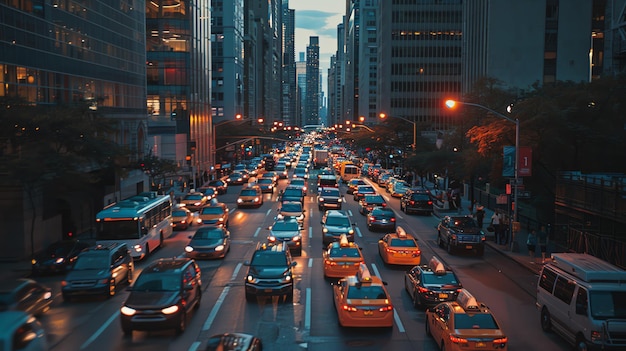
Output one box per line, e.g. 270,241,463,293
200,206,224,215
390,238,417,247
347,285,387,299
329,247,360,257
454,313,499,329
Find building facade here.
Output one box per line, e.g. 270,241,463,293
282,3,297,126
305,36,320,125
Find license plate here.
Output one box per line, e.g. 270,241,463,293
438,293,448,299
475,342,486,347
466,245,473,249
363,310,373,316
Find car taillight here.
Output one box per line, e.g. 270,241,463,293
325,260,337,266
427,201,433,205
449,335,468,344
378,305,393,312
342,304,357,312
381,203,387,207
418,286,429,293
390,217,396,222
409,201,415,205
493,337,508,344
369,216,375,221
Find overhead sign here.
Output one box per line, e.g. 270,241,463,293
502,146,533,177
502,146,515,177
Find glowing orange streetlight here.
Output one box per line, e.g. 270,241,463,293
378,113,415,150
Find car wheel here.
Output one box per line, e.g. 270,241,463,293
194,290,202,310
62,293,72,302
127,269,133,284
575,335,588,351
447,240,454,254
436,234,443,248
425,317,431,336
176,311,187,334
108,279,116,297
122,326,133,337
540,307,552,332
245,292,255,302
285,289,294,303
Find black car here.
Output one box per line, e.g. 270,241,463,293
317,187,343,211
366,206,396,232
31,240,91,275
437,215,486,256
320,210,355,246
244,242,297,302
404,256,463,308
208,179,228,194
0,278,53,317
120,257,202,335
205,333,263,351
400,189,434,215
279,186,305,204
62,242,134,300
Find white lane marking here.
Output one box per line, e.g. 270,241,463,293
393,309,406,333
80,311,119,349
266,209,272,216
188,342,201,351
202,286,230,331
308,258,313,268
309,227,312,239
395,211,404,220
348,210,353,217
254,227,261,237
383,195,390,202
231,263,242,280
305,288,312,330
371,263,382,278
355,226,363,238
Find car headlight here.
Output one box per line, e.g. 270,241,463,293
319,197,325,202
185,246,193,252
282,275,292,283
323,227,328,233
268,236,277,242
215,244,225,251
297,214,304,221
277,214,284,220
247,275,258,283
254,197,260,202
121,306,137,316
237,198,243,203
292,235,301,242
348,229,354,234
55,257,65,264
161,305,179,315
338,198,342,202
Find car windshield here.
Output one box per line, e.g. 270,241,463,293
193,228,224,239
423,273,459,285
325,217,350,227
209,181,224,187
272,221,300,231
283,189,302,197
321,189,339,196
347,285,387,299
200,206,224,215
358,186,374,193
251,252,288,266
291,179,305,186
133,272,181,292
371,208,394,217
390,238,417,247
412,193,431,200
73,253,109,270
240,189,258,196
589,291,626,319
329,247,360,258
364,195,383,203
454,313,499,329
282,203,302,212
258,179,272,184
172,210,189,217
184,194,203,200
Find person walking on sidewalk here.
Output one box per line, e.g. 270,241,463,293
491,210,502,244
475,205,485,228
538,226,548,262
527,229,537,261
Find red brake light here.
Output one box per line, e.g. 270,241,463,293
390,217,396,222
342,305,357,312
409,201,415,205
418,286,429,293
378,305,393,312
369,216,375,221
382,203,387,207
427,201,433,205
449,335,468,344
493,337,508,344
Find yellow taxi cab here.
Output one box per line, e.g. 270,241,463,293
425,289,508,351
196,202,229,227
378,226,421,265
332,264,394,328
323,235,364,278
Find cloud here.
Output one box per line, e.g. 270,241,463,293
296,10,341,30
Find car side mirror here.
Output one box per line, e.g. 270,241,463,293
244,260,251,266
303,209,306,212
291,261,297,267
184,284,194,291
188,235,192,239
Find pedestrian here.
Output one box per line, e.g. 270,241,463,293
538,226,548,262
527,229,537,261
491,211,501,244
475,205,485,228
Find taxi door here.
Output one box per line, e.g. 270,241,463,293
378,235,391,262
333,280,347,315
430,304,451,346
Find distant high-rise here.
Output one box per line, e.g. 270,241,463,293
305,37,320,125
296,53,307,127
282,2,296,126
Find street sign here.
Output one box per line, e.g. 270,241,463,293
518,191,531,198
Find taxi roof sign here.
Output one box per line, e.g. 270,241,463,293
429,256,447,275
395,226,407,238
356,263,372,283
456,289,480,311
339,234,350,247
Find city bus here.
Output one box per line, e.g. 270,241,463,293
95,191,173,260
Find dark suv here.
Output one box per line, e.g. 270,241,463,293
437,216,486,256
400,189,434,215
317,187,343,211
321,210,355,246
62,242,134,300
244,243,297,302
120,257,202,335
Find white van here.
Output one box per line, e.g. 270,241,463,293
340,164,359,183
536,253,626,350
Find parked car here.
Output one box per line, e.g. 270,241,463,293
31,239,91,275
0,278,52,317
120,257,202,335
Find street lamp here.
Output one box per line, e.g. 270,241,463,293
445,99,520,250
378,113,416,150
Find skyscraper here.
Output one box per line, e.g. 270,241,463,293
305,36,320,125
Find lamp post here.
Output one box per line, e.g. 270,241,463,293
378,113,416,150
445,100,520,251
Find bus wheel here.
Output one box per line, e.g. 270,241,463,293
160,232,164,247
